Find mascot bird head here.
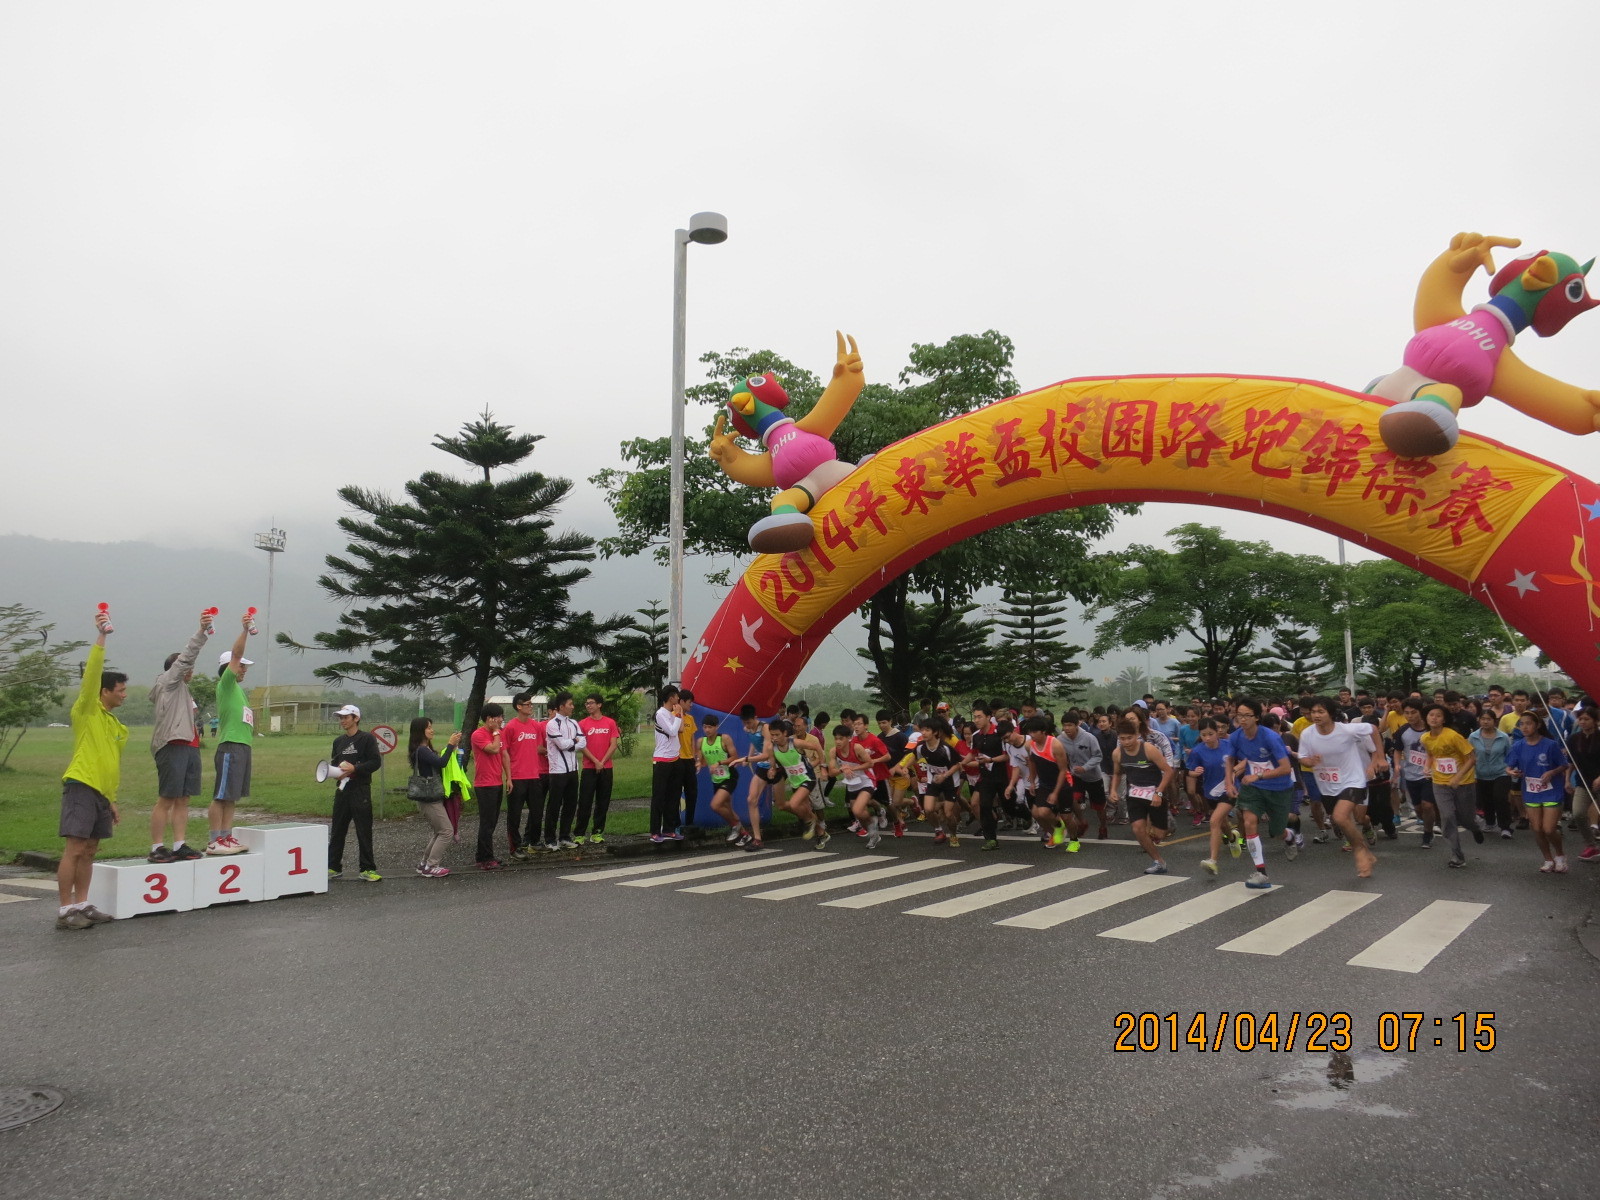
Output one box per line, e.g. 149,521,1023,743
726,372,790,439
1489,249,1598,337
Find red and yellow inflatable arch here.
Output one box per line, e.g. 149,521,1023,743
683,374,1600,714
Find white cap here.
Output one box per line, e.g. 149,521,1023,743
335,704,361,718
219,652,255,666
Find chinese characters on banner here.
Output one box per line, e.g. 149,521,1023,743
742,377,1563,634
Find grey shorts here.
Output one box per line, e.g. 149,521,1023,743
213,742,252,802
155,743,202,798
60,779,114,841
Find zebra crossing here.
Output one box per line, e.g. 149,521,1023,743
0,876,57,904
561,852,1491,974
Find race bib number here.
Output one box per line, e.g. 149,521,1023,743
242,705,255,729
785,765,808,785
1208,780,1228,798
1130,785,1158,801
1436,758,1458,776
1250,760,1272,776
711,768,729,783
1406,750,1427,769
1524,776,1551,794
1315,768,1344,787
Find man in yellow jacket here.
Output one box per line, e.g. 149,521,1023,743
57,608,128,930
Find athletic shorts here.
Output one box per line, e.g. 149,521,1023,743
1127,793,1171,829
1078,777,1107,808
213,742,252,802
1325,786,1368,807
1401,776,1434,808
926,777,959,802
710,766,743,796
1236,784,1291,838
60,779,114,840
155,742,202,798
1523,787,1565,808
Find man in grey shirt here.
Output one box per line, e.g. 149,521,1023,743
1058,711,1109,838
148,610,210,863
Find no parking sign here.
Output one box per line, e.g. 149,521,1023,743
371,725,398,816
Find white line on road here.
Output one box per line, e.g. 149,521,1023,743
995,875,1186,930
0,877,61,891
680,856,897,894
900,830,1143,847
821,863,1030,909
1347,899,1490,973
746,860,952,901
1217,890,1381,957
619,854,835,888
1098,881,1269,942
904,867,1105,918
0,892,38,904
560,850,781,882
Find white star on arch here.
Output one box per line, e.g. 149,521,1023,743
1508,570,1540,598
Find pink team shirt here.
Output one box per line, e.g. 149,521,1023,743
579,716,620,769
471,726,507,788
505,716,545,780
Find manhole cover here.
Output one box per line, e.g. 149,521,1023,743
0,1087,65,1131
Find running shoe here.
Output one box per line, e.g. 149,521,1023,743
509,847,530,862
866,832,882,850
78,905,115,923
1420,832,1433,848
847,820,861,834
1050,825,1065,847
815,830,831,851
590,833,606,845
1553,858,1569,874
148,846,175,864
1540,860,1554,872
544,841,561,852
933,830,948,844
726,826,744,843
477,860,502,871
1201,858,1218,875
55,911,92,931
1285,838,1299,862
1580,846,1600,862
980,839,999,851
1245,874,1272,890
854,826,870,838
173,844,204,861
1191,814,1206,828
948,834,961,848
802,822,816,841
1500,828,1513,840
1029,822,1042,837
892,821,906,838
1142,861,1168,875
649,834,665,844
1227,833,1242,859
206,839,245,856
668,831,685,842
417,865,450,878
876,815,888,831
1363,827,1377,848
555,838,575,850
358,870,382,882
734,832,751,848
1066,839,1080,853
1447,854,1466,869
744,839,764,853
1311,833,1329,844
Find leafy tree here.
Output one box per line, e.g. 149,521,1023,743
1313,560,1518,694
281,410,624,736
986,582,1089,706
591,330,1131,708
599,601,671,698
573,675,643,758
1092,524,1335,699
188,671,218,722
0,605,87,769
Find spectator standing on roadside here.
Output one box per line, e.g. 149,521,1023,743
574,693,619,845
503,692,545,860
406,716,458,877
541,691,586,850
328,705,383,881
1566,706,1600,862
650,686,685,842
148,610,210,864
55,607,126,931
674,688,699,831
469,704,510,869
208,614,255,856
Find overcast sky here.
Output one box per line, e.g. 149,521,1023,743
3,1,1597,686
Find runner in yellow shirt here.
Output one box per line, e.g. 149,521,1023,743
1421,704,1479,868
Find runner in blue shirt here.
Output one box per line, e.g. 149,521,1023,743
1506,712,1569,873
1223,698,1294,890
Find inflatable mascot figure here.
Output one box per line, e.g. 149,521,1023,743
708,331,866,553
1371,231,1599,457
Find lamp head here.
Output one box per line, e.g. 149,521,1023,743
687,211,728,244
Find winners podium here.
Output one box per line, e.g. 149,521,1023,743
87,822,328,919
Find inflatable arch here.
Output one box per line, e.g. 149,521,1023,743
683,374,1600,718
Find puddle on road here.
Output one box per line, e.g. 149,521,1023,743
1154,1145,1278,1198
1267,1048,1410,1116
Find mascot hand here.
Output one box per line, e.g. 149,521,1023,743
708,414,740,466
1587,390,1600,434
833,330,863,379
1446,231,1521,276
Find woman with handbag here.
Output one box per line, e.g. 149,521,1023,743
407,717,459,878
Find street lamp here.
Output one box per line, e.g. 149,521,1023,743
668,211,728,686
253,527,286,730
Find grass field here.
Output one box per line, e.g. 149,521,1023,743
0,727,670,861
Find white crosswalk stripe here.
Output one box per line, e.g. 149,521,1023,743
679,855,897,895
1098,881,1268,942
995,875,1186,930
822,864,1030,909
0,892,36,904
0,877,60,891
746,860,952,901
1346,899,1490,973
1217,890,1381,957
559,854,1491,973
618,854,830,888
904,867,1105,918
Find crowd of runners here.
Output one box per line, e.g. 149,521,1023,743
665,683,1600,890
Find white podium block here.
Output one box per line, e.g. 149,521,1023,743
191,853,265,908
235,822,328,899
87,858,195,918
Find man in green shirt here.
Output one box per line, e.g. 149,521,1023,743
56,608,128,930
209,613,255,855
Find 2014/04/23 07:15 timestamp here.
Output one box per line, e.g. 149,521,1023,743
1112,1012,1497,1052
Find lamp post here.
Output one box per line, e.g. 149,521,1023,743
668,211,728,686
253,527,286,730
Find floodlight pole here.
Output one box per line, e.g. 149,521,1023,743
254,527,286,728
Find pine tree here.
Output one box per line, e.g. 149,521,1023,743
284,410,622,734
601,601,670,696
1255,626,1332,696
987,584,1088,706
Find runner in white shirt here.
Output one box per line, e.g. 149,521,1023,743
1296,697,1386,878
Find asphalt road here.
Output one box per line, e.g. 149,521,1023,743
3,823,1597,1200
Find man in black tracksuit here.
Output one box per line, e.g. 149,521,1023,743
329,703,383,880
